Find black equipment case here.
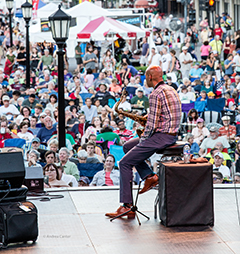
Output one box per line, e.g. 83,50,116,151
0,201,38,247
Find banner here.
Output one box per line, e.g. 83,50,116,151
32,0,39,20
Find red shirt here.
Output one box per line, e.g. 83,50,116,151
214,28,223,38
114,129,133,142
218,125,236,138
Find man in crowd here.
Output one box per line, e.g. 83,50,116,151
37,49,54,70
148,47,161,67
199,126,230,156
93,71,111,88
22,94,38,109
83,45,97,73
114,120,133,143
0,95,20,120
81,98,98,122
131,87,149,109
37,116,56,144
57,147,80,181
218,115,236,142
86,141,103,163
140,37,149,67
179,46,193,79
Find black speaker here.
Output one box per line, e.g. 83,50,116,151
0,152,25,189
158,161,214,227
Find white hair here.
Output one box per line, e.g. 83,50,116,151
77,150,88,159
59,147,70,157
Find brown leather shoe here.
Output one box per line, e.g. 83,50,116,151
139,174,158,194
105,206,135,219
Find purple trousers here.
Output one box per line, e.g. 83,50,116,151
119,132,177,203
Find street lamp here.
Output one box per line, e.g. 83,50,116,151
5,0,14,47
49,5,71,149
21,1,32,89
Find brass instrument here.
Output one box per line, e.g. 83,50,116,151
115,88,147,137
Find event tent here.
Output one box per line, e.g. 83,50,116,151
66,1,110,17
77,16,150,41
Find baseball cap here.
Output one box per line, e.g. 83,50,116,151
214,152,224,159
32,137,40,143
2,95,10,101
221,115,230,121
208,91,215,97
136,87,144,93
39,112,47,117
209,126,218,132
196,118,204,123
182,46,188,50
181,85,187,90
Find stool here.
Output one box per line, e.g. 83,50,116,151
154,142,185,219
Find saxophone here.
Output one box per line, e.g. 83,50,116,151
115,88,147,137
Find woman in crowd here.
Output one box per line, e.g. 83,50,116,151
84,68,94,89
222,78,235,97
4,47,15,75
102,49,115,72
46,94,58,112
206,52,215,74
223,36,231,60
187,108,199,133
201,79,214,94
30,47,40,70
191,118,210,145
15,106,31,125
200,41,211,60
43,163,68,188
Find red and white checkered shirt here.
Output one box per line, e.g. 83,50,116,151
142,82,182,140
218,125,236,138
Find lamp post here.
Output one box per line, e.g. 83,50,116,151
21,1,32,89
49,5,71,149
6,0,14,47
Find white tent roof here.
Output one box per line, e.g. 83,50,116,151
37,2,58,18
66,2,110,17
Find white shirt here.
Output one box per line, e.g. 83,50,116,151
0,104,20,120
18,132,34,143
213,164,230,177
178,92,195,103
160,53,171,72
113,101,132,114
149,53,161,66
62,173,78,187
233,55,239,65
179,52,193,72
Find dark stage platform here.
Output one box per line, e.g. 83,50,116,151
2,186,240,254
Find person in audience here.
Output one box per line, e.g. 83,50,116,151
86,141,103,163
18,121,34,143
233,173,240,183
218,115,236,142
25,149,42,167
213,152,231,178
114,119,133,143
56,147,80,181
37,116,56,144
45,150,57,164
192,118,210,145
199,126,230,156
43,163,69,188
57,165,78,187
78,176,90,187
213,170,223,184
77,149,88,164
90,154,119,186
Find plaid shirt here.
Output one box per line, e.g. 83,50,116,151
142,82,182,140
218,125,236,138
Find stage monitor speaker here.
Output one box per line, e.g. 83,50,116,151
0,152,25,189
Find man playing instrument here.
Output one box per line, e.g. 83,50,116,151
105,65,182,219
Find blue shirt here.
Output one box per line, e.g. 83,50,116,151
189,68,204,78
224,59,233,75
80,105,98,122
127,65,138,76
37,126,56,143
190,142,200,154
38,88,58,97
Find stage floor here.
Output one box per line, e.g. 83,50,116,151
2,186,240,254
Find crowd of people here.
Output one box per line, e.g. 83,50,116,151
0,11,240,188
